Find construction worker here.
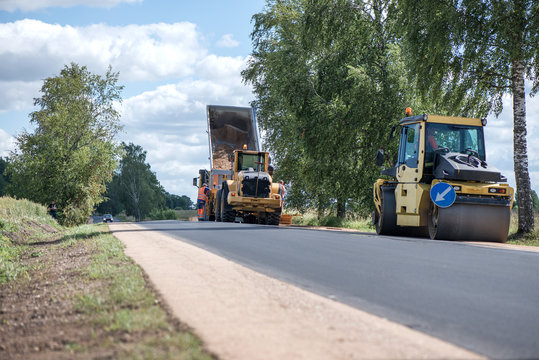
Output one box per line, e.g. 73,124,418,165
427,127,439,151
197,183,210,221
278,180,286,208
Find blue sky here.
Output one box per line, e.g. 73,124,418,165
0,0,537,202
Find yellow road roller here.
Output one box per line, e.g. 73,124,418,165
373,111,514,242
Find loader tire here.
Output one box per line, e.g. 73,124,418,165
375,186,398,235
215,189,222,222
221,183,236,223
266,211,281,226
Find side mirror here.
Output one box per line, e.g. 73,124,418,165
192,177,198,187
375,149,384,167
389,125,397,140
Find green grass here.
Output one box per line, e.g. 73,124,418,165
507,211,539,246
0,196,214,359
0,196,60,283
291,211,374,232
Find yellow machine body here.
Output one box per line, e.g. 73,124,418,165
373,114,513,242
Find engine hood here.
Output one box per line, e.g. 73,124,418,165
433,151,507,182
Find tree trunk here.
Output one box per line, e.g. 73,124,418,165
512,60,534,233
317,197,324,220
337,198,346,219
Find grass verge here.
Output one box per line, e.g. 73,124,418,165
0,196,215,359
290,211,374,232
507,211,539,246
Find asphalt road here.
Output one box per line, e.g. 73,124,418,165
135,220,539,359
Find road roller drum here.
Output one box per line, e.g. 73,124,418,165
428,203,511,243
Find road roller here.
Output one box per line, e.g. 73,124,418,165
373,110,514,242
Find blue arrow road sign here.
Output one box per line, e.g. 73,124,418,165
430,182,456,208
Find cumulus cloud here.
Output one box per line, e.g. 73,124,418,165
216,34,240,48
0,81,41,112
0,19,206,85
0,129,16,157
118,54,254,199
0,0,140,12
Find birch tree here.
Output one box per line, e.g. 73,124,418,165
399,0,537,234
243,0,408,217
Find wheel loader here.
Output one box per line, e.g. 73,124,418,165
193,105,282,225
373,110,514,242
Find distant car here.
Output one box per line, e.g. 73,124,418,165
103,214,114,223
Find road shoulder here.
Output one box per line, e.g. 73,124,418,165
111,222,484,360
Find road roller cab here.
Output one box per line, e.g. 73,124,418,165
373,112,514,242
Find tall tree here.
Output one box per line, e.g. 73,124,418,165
115,143,165,221
0,157,10,196
243,0,408,217
6,63,123,225
399,0,537,234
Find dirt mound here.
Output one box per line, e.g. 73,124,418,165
212,143,234,170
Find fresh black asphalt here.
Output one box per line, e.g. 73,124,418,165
134,220,539,359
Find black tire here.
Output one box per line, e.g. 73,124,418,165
221,183,236,223
215,189,222,222
375,186,398,235
266,211,281,226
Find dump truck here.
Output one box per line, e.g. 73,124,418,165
373,110,514,242
193,105,283,225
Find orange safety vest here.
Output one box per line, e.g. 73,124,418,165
279,183,285,206
197,186,209,202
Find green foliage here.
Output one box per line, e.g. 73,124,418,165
532,190,539,212
399,0,539,116
100,143,166,221
149,209,179,221
0,157,10,196
164,192,194,210
243,0,409,217
5,63,123,226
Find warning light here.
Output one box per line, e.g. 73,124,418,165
405,107,412,116
243,144,247,149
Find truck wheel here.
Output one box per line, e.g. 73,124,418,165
215,189,222,222
221,183,236,223
267,211,281,226
375,187,398,235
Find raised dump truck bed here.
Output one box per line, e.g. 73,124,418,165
207,105,259,170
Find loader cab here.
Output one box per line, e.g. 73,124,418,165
235,151,267,173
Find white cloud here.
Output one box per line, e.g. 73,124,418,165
486,91,539,192
0,129,16,157
0,19,206,85
0,0,141,12
118,54,253,199
0,81,41,112
216,34,240,48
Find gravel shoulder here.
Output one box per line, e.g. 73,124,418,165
111,222,484,360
